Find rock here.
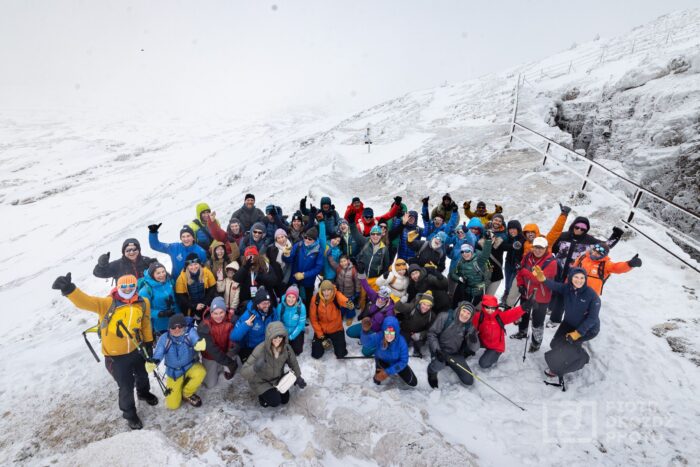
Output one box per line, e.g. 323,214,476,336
562,87,580,101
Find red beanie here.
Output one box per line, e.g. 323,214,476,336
244,246,259,257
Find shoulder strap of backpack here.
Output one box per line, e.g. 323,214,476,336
495,314,506,333
442,309,455,332
598,261,608,294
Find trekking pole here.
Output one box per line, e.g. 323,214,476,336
522,292,536,362
447,357,526,411
340,355,375,359
82,325,100,362
117,320,171,396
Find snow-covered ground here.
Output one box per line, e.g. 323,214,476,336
1,9,699,467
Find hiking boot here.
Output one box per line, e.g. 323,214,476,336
427,371,439,389
546,319,558,328
125,414,143,430
137,391,158,406
412,346,424,358
183,393,202,407
544,368,557,378
510,330,527,340
528,342,541,353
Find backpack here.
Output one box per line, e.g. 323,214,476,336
101,297,147,340
544,343,590,377
574,255,609,294
476,310,506,334
442,309,470,333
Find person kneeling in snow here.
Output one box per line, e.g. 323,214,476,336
360,316,417,387
426,302,481,388
471,295,525,369
241,322,305,407
148,314,207,409
197,297,238,389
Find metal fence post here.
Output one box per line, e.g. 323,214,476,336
542,142,550,165
581,163,593,190
509,74,520,144
627,189,644,223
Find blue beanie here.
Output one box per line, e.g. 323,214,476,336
210,296,226,312
435,232,447,243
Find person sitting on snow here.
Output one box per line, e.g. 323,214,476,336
471,295,525,369
360,316,417,387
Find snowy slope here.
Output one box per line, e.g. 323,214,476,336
1,9,700,467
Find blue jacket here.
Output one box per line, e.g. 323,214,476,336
153,327,200,379
421,204,460,240
339,230,360,259
545,267,601,337
148,232,207,277
137,270,180,333
283,238,324,288
230,301,276,349
446,232,478,273
465,218,484,239
319,221,340,281
360,316,409,375
274,295,307,341
389,221,420,261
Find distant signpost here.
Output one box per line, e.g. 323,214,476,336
364,127,372,153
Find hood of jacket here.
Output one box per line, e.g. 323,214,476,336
466,217,484,234
522,223,541,237
568,216,591,236
264,321,288,354
196,202,211,222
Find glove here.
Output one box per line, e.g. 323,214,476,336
347,211,356,222
194,339,206,351
483,230,493,240
518,285,527,297
356,261,366,274
357,272,367,281
253,356,266,372
294,272,305,281
424,261,437,270
145,361,157,373
559,203,571,215
628,254,642,268
98,252,110,266
566,330,581,343
463,201,471,211
52,272,76,296
532,265,546,282
322,338,333,350
157,309,175,318
421,196,429,205
148,223,162,233
407,230,420,243
393,196,402,206
374,368,389,383
435,349,446,362
345,301,355,310
512,240,523,250
361,317,372,332
494,204,503,213
295,376,307,389
611,226,624,240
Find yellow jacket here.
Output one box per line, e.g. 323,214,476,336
67,288,153,356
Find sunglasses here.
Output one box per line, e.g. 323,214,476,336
304,236,313,241
363,215,373,219
186,258,200,265
456,230,465,235
483,306,497,311
170,324,185,330
253,230,264,235
124,248,139,253
273,334,285,339
370,233,381,237
119,283,136,289
573,226,588,232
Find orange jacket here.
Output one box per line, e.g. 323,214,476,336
573,253,632,295
309,284,349,337
522,213,567,256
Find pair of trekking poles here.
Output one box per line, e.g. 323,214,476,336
82,321,172,396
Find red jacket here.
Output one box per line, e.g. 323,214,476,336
344,202,365,222
355,203,402,236
200,310,235,361
472,306,524,353
516,252,558,304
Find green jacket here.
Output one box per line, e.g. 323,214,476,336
449,239,492,291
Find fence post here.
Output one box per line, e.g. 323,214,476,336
568,61,573,74
599,47,606,64
627,189,644,223
542,142,550,166
509,74,520,144
581,163,593,190
665,32,671,44
631,39,636,54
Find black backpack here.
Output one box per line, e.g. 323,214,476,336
545,343,590,377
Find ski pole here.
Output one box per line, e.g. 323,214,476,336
340,355,375,359
522,292,536,362
447,357,526,411
117,320,171,396
82,325,100,362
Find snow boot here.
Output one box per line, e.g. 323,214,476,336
412,342,424,358
510,330,527,340
544,368,557,378
125,414,143,430
546,319,558,328
137,391,158,406
427,370,439,389
528,341,541,353
183,393,202,407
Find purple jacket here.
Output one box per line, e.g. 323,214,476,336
360,278,395,332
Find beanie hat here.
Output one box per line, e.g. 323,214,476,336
285,284,300,300
378,286,392,299
338,218,349,227
245,193,255,201
291,212,303,222
148,262,166,278
476,201,486,209
460,243,474,253
532,237,548,248
481,295,499,308
394,258,408,271
117,274,137,288
265,204,275,214
492,213,505,223
408,263,422,276
275,228,287,239
180,225,195,239
254,287,271,306
210,296,226,312
244,245,259,257
168,313,187,329
121,238,141,255
370,225,382,236
305,228,318,241
457,301,475,314
320,196,332,206
434,232,447,244
418,291,434,306
352,196,361,203
328,232,340,240
362,207,374,218
185,252,201,264
408,210,418,220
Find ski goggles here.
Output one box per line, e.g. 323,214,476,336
384,327,396,336
185,258,200,265
119,283,136,289
592,244,607,255
483,305,497,311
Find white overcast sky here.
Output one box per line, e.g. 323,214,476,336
0,1,697,118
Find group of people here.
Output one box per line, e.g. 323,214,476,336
52,192,642,429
